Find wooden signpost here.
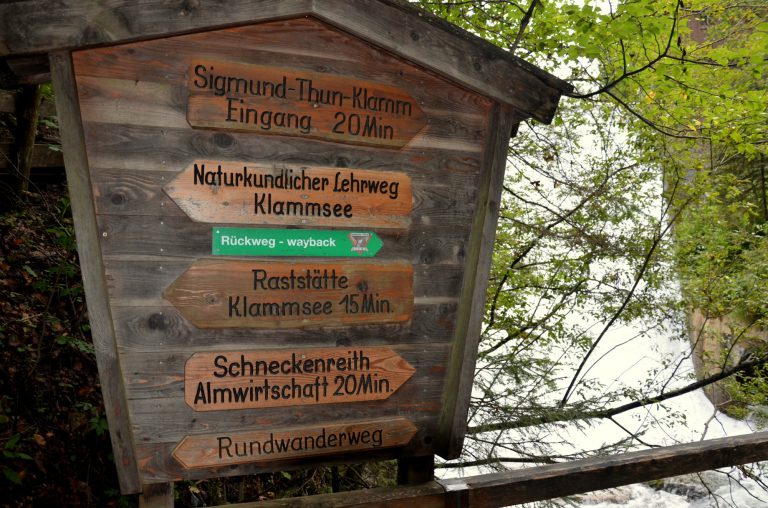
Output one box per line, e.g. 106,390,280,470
6,0,570,502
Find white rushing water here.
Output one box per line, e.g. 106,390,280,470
573,336,766,507
439,315,766,507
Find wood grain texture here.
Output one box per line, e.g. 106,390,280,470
172,417,418,469
163,259,414,328
198,432,768,508
0,0,314,56
112,302,458,353
313,0,571,122
49,51,141,493
127,378,444,441
186,60,428,148
440,431,768,507
63,10,507,486
94,163,476,232
81,122,484,177
135,430,768,501
163,161,413,229
183,347,416,410
0,1,570,121
96,216,472,265
73,76,485,153
123,343,440,402
105,257,461,297
437,105,516,458
137,434,437,484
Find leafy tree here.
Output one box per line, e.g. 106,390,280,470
418,0,768,499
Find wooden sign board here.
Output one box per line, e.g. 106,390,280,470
187,62,428,148
45,0,569,495
173,417,418,469
185,347,415,411
164,160,412,228
164,259,413,328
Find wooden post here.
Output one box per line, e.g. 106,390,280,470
11,83,42,194
140,483,174,508
397,455,434,485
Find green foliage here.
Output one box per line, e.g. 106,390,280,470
420,0,768,481
0,186,121,506
2,434,33,485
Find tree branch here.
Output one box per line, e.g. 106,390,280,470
566,0,683,99
468,353,768,435
510,0,540,54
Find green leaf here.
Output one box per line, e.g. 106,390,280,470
2,466,22,485
4,433,21,451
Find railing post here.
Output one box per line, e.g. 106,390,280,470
397,455,435,485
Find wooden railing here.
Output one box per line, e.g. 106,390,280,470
219,431,768,507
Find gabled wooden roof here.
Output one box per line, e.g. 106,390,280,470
0,0,572,122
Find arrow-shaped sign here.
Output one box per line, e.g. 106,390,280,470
185,347,415,411
186,61,428,149
163,160,412,229
212,228,383,257
163,259,413,329
172,417,418,469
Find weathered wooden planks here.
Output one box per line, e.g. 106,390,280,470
82,123,484,178
111,303,457,353
49,51,140,493
123,344,441,402
106,261,461,306
178,431,768,508
47,1,572,492
96,216,473,263
64,14,495,487
1,1,572,119
74,76,485,152
438,105,518,458
127,377,445,444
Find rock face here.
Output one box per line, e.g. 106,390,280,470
688,309,766,413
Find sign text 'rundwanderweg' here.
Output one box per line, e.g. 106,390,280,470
163,259,413,328
172,417,418,469
186,61,427,148
185,347,415,411
164,160,412,228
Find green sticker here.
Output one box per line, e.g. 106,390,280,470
212,228,383,257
